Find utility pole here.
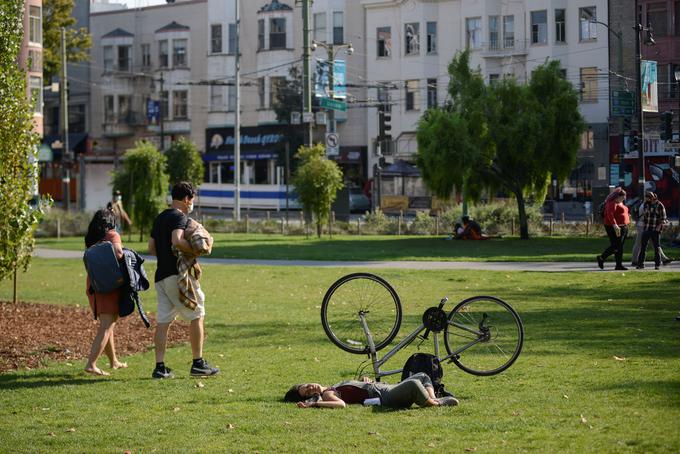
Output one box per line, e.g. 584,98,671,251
234,0,241,220
634,22,645,197
159,72,165,151
326,47,336,136
302,0,312,146
60,28,70,211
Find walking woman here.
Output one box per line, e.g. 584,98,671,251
83,209,128,375
284,373,458,409
597,187,630,271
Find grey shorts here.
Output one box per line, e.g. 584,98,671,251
155,275,205,324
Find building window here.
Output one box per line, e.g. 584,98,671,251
118,95,131,122
377,84,391,112
580,67,598,103
160,91,169,119
69,104,86,133
531,10,547,44
258,19,265,50
581,129,594,149
333,12,344,44
657,63,670,99
555,9,566,43
173,39,188,68
227,85,236,112
426,22,437,54
104,95,115,123
503,15,514,47
579,7,597,41
103,46,114,71
29,76,42,114
405,23,420,55
28,50,42,73
210,85,225,111
227,24,237,54
141,44,151,68
258,77,265,108
173,90,188,119
489,16,499,50
466,18,482,48
117,45,131,72
29,6,41,44
676,1,680,36
270,18,286,49
159,40,168,68
647,3,667,37
405,80,420,111
489,74,500,85
377,27,391,57
211,24,222,54
427,78,437,109
314,12,326,42
270,76,286,107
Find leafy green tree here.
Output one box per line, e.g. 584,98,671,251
292,144,344,238
42,0,92,81
165,137,204,187
0,0,51,302
112,141,169,241
416,51,585,239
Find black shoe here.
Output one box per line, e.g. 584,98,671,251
635,265,645,269
631,262,638,267
190,359,219,377
152,365,175,379
654,265,660,270
596,255,604,270
662,258,674,266
615,265,628,271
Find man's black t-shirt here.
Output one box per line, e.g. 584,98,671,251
151,208,188,282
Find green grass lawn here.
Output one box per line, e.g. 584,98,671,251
1,259,679,452
36,233,655,262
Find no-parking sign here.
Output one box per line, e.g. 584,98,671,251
325,132,339,156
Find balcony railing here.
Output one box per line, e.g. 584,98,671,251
103,111,145,126
479,39,529,57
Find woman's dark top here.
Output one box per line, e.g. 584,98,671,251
331,385,370,404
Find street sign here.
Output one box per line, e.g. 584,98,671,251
291,111,301,125
147,98,160,123
320,97,347,112
325,132,339,156
302,112,314,123
611,90,635,116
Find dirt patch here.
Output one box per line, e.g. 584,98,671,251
0,301,189,373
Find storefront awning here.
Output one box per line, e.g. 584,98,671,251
203,151,278,162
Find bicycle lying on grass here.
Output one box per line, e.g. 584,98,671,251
321,273,524,380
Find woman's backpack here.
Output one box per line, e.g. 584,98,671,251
83,241,125,293
401,352,452,397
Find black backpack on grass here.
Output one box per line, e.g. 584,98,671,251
401,353,453,398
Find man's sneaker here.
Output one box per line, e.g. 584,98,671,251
152,365,175,379
596,255,604,270
190,359,219,377
435,396,459,407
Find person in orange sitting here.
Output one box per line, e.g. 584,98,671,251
597,187,630,271
460,216,490,240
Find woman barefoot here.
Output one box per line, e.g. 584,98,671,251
284,373,458,409
84,209,126,376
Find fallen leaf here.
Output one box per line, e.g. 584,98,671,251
41,408,50,411
512,411,520,416
65,428,76,432
196,382,205,388
427,442,436,448
314,357,320,362
47,432,55,437
226,424,235,430
368,431,379,436
465,448,477,452
613,356,626,361
563,395,569,399
173,407,180,412
228,389,234,393
580,415,588,424
218,354,224,358
65,363,73,367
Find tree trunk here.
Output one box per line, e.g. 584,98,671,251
12,265,17,304
514,190,529,240
139,228,144,242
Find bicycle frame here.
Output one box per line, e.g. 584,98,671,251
358,307,489,381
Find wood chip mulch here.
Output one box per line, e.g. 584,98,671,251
0,301,189,373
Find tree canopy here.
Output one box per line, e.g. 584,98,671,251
111,141,169,241
42,0,92,81
416,51,585,239
0,0,51,296
165,137,204,187
292,144,344,238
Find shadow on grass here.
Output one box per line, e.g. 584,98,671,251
0,370,113,390
589,379,680,407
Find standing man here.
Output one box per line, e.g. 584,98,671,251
636,192,668,270
148,182,218,379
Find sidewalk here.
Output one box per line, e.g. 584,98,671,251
34,248,679,272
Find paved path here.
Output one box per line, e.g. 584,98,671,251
34,248,679,272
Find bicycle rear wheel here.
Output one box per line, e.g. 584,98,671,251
321,273,402,354
443,296,524,376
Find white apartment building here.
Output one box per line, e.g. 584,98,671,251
88,0,208,209
363,0,610,201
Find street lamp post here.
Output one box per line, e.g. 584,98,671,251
674,69,680,220
311,40,353,154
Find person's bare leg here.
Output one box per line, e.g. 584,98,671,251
104,319,127,369
85,314,116,376
155,322,172,363
190,317,204,360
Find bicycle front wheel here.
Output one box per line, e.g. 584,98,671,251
443,296,524,376
321,273,402,354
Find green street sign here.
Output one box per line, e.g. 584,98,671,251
320,97,347,112
612,91,635,117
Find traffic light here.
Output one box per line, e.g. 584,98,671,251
630,133,639,152
660,111,673,141
623,117,631,131
378,103,392,140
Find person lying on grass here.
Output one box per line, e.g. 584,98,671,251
284,373,458,409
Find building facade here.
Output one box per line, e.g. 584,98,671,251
19,0,43,137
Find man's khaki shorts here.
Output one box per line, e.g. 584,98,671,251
155,275,205,324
